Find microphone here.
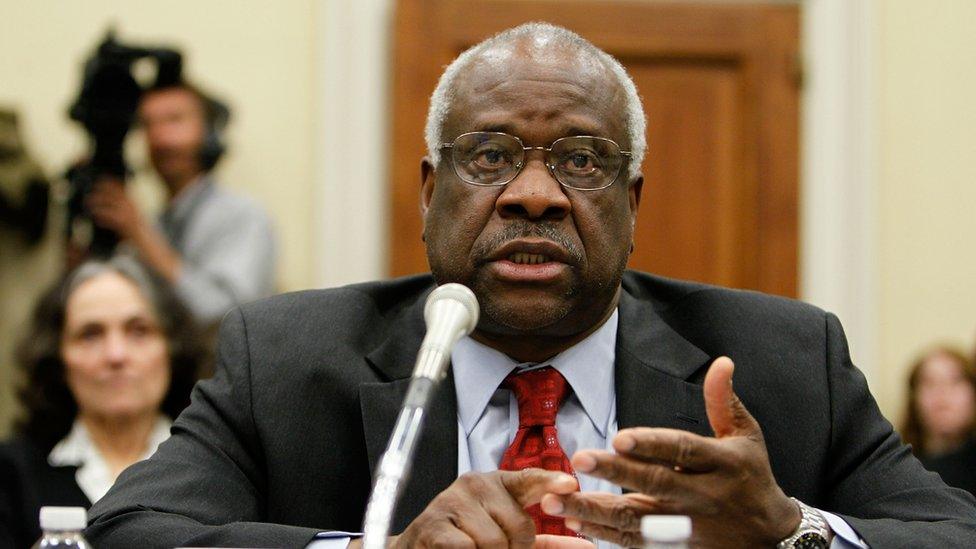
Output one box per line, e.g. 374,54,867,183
361,283,479,549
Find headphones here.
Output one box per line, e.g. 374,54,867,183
198,93,230,171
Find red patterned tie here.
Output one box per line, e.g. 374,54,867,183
498,366,579,536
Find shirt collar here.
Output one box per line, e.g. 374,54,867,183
452,309,618,438
48,415,173,468
163,174,212,224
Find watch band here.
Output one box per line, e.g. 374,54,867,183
776,497,832,549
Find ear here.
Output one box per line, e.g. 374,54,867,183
420,157,436,216
628,175,643,225
627,176,643,254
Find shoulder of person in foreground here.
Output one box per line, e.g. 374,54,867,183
232,272,436,349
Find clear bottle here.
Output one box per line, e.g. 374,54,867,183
31,506,93,549
641,515,692,549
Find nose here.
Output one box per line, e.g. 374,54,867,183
495,157,572,221
103,330,130,368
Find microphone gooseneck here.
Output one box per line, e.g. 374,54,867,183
361,283,479,549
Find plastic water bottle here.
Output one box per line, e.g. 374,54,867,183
641,515,692,549
31,506,93,549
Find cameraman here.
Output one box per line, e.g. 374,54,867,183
85,82,277,328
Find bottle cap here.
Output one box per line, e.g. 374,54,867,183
39,506,87,530
641,514,692,542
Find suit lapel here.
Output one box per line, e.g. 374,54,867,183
355,280,713,530
359,287,459,533
615,289,714,436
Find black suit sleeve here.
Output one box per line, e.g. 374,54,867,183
85,308,321,548
820,313,976,545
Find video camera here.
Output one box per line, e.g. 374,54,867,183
66,30,183,257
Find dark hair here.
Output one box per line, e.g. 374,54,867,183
14,256,208,451
900,345,976,456
141,80,230,170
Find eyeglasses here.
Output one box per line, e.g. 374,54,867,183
440,131,632,191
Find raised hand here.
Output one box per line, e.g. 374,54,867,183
540,357,801,548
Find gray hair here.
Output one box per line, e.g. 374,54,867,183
65,255,162,312
424,22,646,181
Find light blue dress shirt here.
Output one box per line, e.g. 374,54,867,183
312,309,866,548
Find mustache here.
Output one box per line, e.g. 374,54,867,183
473,221,583,265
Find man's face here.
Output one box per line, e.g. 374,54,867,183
138,88,207,186
422,47,642,342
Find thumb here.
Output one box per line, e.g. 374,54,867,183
703,356,761,438
500,468,579,508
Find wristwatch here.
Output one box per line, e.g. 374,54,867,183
776,497,832,549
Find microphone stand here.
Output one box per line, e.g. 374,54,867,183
360,376,435,549
361,284,478,549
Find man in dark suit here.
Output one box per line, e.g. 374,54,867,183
87,23,976,548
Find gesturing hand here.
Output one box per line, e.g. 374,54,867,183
540,357,801,548
368,469,595,549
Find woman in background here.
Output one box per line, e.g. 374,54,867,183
0,256,207,547
901,345,976,496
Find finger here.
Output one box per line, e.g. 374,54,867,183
541,491,662,531
86,200,123,219
472,477,539,547
94,176,125,189
85,195,114,209
85,209,116,227
612,427,727,472
487,503,537,549
90,182,120,200
451,502,516,549
571,451,687,496
417,525,476,549
499,468,578,507
562,519,644,548
703,356,761,439
533,534,596,549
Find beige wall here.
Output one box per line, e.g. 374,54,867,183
875,0,976,420
0,0,319,433
0,0,318,290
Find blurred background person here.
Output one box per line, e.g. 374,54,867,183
0,256,207,548
901,346,976,497
83,80,278,330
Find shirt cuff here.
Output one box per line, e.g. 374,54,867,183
820,510,869,548
307,531,362,549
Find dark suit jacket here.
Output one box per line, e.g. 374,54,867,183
86,272,976,547
921,438,976,498
0,437,91,548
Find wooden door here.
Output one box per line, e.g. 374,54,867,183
390,0,800,297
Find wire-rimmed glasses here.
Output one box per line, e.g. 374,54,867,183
440,131,632,191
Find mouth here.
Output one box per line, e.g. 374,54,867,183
507,252,552,265
484,239,576,283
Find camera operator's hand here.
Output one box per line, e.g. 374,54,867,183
86,177,145,240
86,177,184,282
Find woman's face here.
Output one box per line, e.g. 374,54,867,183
916,352,976,439
61,271,171,422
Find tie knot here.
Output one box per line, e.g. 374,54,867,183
503,366,569,428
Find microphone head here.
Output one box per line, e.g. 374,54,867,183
424,283,479,336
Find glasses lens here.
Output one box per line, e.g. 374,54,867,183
451,132,522,186
550,137,623,190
